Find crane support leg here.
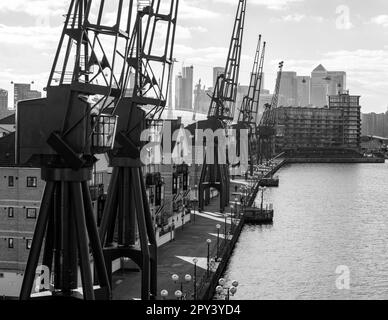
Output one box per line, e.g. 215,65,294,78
20,168,111,300
99,165,157,300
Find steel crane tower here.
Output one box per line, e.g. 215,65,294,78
187,0,247,213
258,61,284,163
234,35,266,176
17,0,137,300
98,0,179,301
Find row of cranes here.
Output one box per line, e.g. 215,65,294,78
189,0,283,213
16,0,282,300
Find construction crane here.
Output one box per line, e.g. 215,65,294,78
98,0,179,301
258,61,284,163
234,35,266,176
187,0,247,213
16,0,138,300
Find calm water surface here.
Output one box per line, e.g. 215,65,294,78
224,163,388,300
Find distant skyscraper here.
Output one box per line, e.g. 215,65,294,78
296,76,311,107
194,80,211,115
311,64,329,107
279,71,297,106
175,73,183,110
361,112,388,138
213,67,224,88
175,66,194,111
0,89,12,119
182,66,193,111
13,83,41,109
327,71,346,96
259,73,265,91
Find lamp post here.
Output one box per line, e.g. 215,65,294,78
171,219,175,242
161,289,169,300
224,211,228,241
216,224,221,260
175,290,183,300
181,205,185,231
216,278,239,301
206,239,212,277
193,185,198,223
172,274,192,300
259,187,266,212
193,258,198,300
233,196,239,230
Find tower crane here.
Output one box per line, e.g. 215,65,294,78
187,0,247,213
258,61,284,163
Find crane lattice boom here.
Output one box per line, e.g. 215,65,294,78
207,0,247,121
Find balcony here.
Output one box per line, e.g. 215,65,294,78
146,172,162,187
89,184,105,201
175,164,188,175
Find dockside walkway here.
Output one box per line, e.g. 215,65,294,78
113,182,246,300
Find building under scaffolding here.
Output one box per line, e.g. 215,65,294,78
275,91,361,152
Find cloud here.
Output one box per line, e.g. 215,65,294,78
371,15,388,27
0,0,67,17
270,13,324,23
174,44,229,64
213,0,304,10
180,0,221,20
0,24,60,50
282,14,305,22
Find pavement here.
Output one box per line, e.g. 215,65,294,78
113,184,240,301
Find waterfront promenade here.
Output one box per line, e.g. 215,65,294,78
113,183,244,300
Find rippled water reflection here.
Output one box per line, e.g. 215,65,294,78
223,163,388,300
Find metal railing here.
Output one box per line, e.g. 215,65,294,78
193,223,239,300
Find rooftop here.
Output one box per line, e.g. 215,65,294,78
0,114,15,125
312,64,327,72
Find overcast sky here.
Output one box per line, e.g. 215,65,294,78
1,0,388,113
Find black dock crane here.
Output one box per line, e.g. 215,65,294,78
98,0,179,301
234,35,266,176
17,0,137,300
258,61,284,163
187,0,247,213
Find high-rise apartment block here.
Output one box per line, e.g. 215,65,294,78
328,92,361,148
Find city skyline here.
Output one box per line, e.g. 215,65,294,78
1,0,388,303
1,0,388,113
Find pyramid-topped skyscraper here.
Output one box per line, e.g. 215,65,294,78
310,64,346,107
